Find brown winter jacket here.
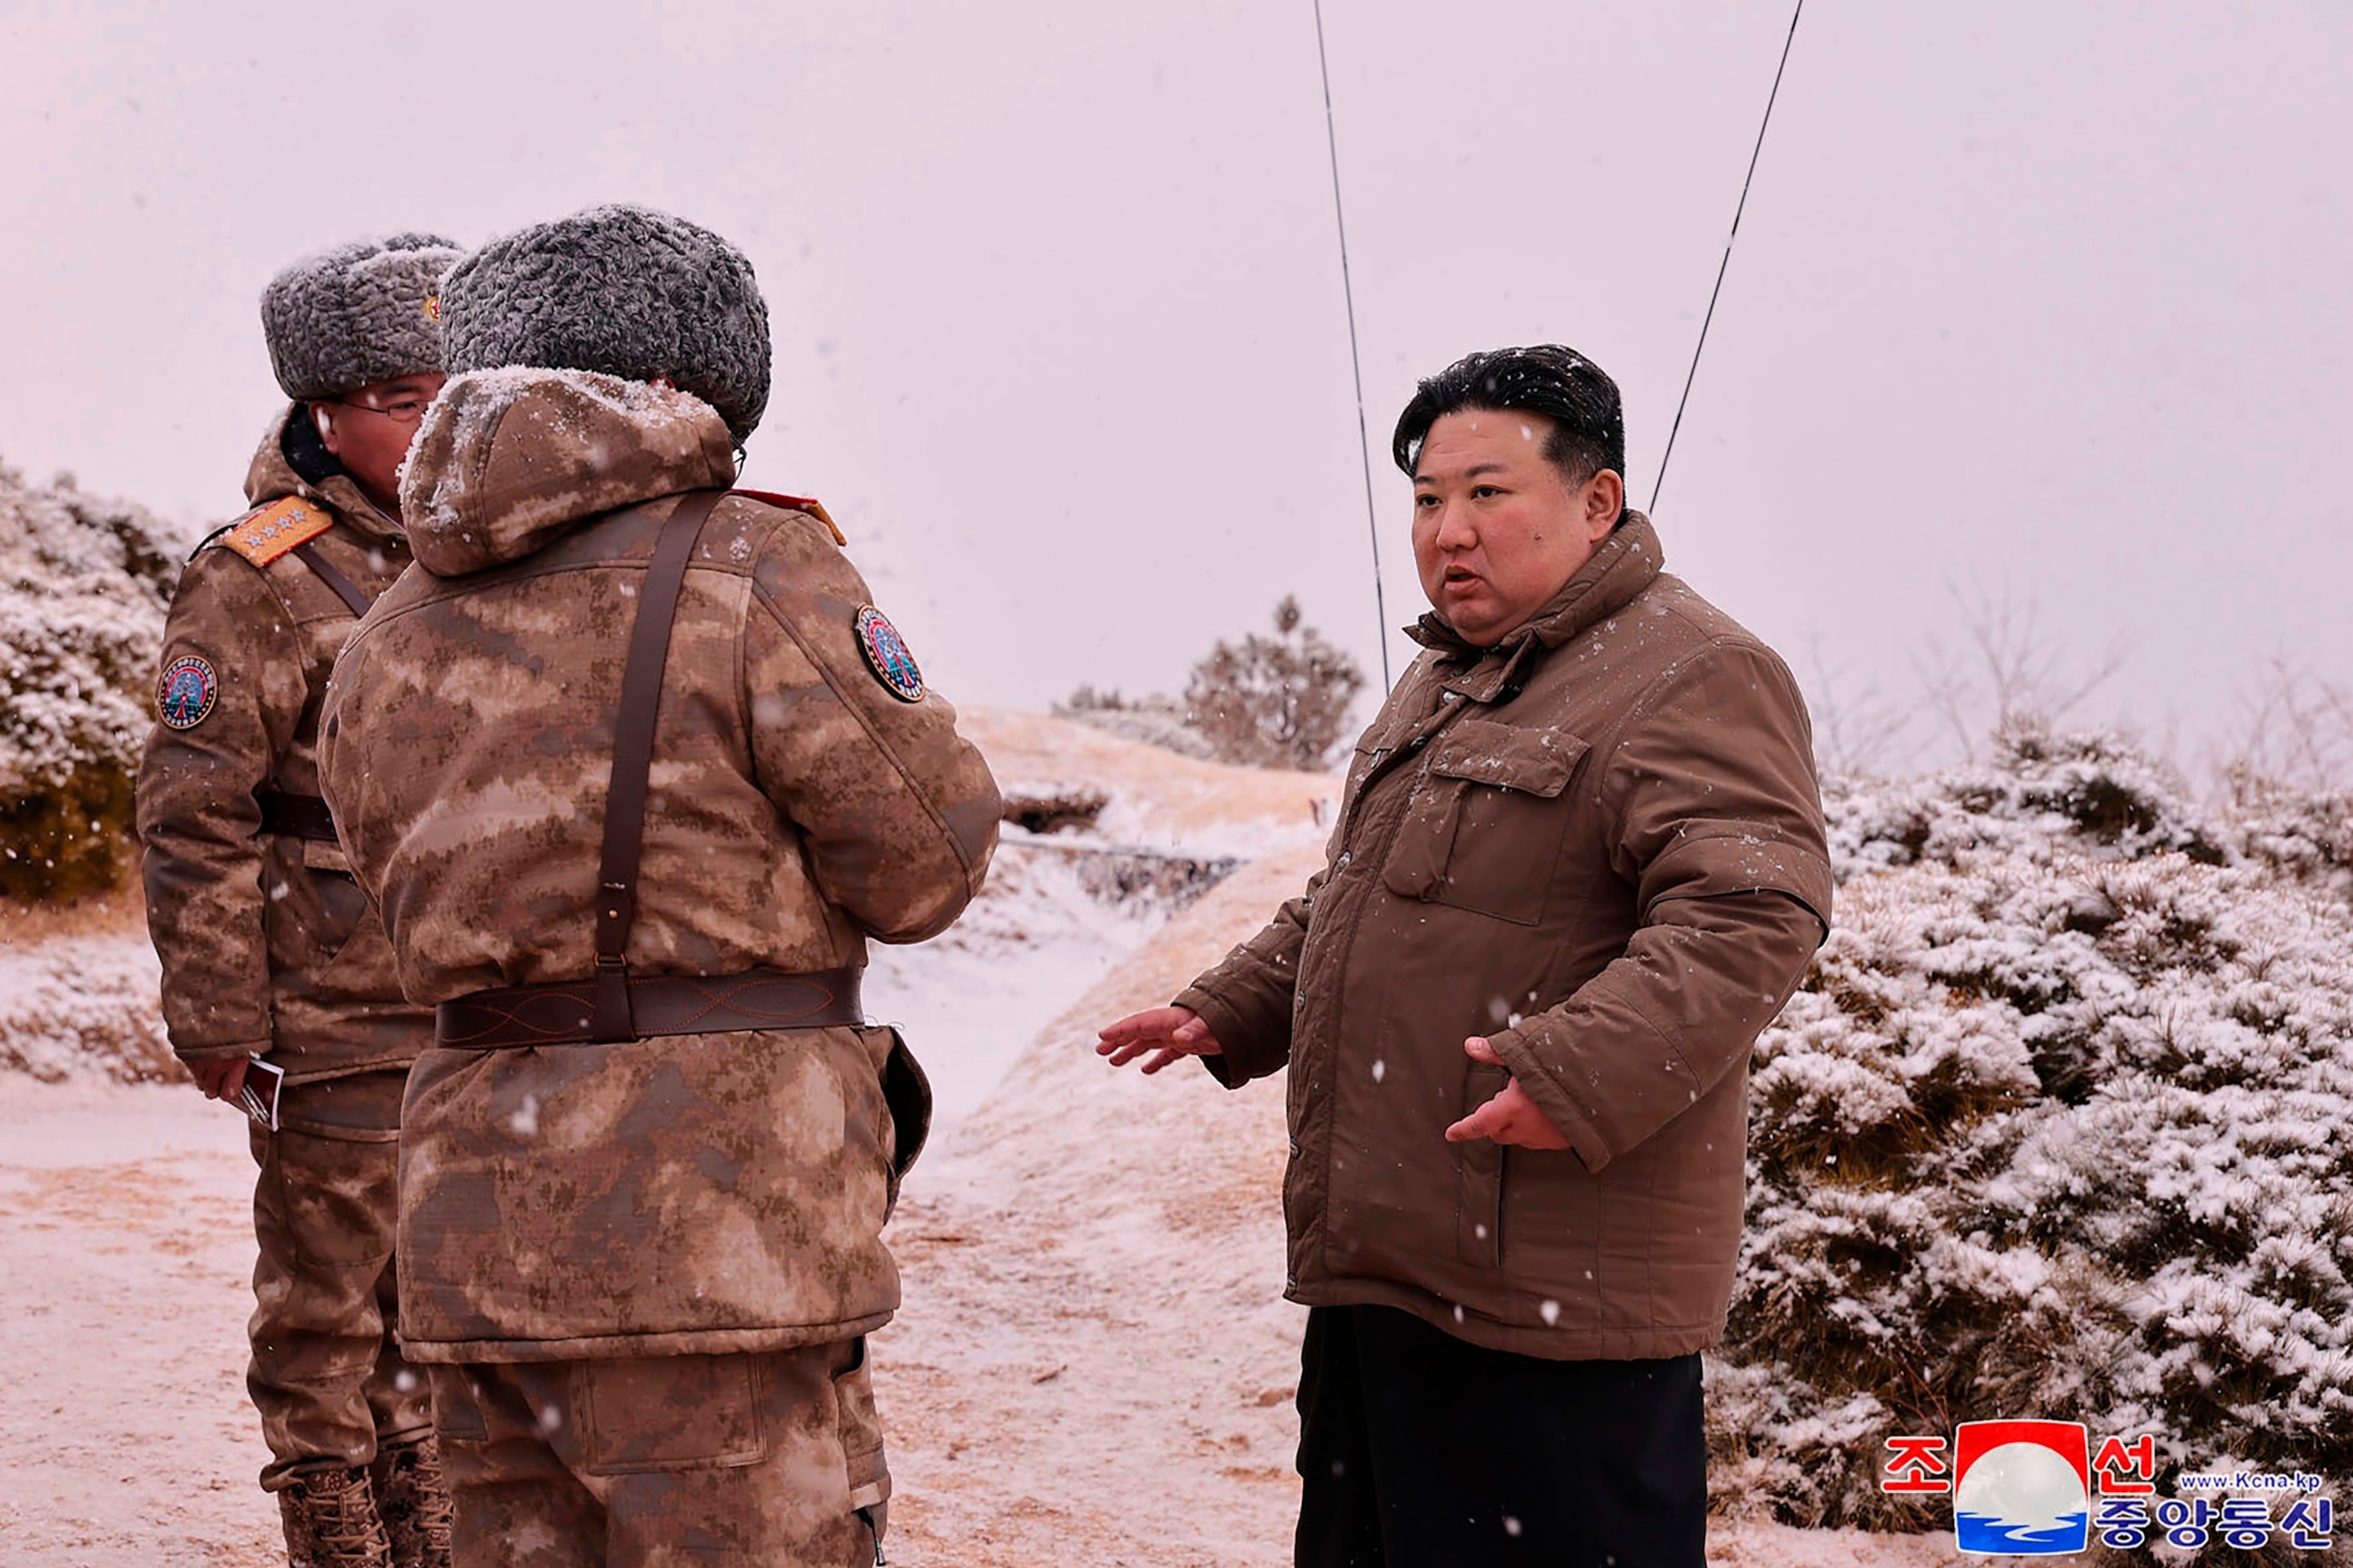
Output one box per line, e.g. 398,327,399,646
136,408,433,1083
1176,513,1831,1360
317,368,1000,1363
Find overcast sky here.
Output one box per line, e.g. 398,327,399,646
4,2,2347,770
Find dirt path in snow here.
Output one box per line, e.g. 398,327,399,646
0,1080,281,1566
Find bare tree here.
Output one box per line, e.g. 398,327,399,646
2213,653,2353,797
1802,635,1916,779
1184,597,1366,770
1912,580,2130,762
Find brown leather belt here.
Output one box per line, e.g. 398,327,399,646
437,966,863,1050
257,788,339,843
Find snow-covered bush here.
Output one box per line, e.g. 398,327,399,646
0,933,172,1082
1714,725,2353,1543
1055,686,1218,761
2227,770,2353,911
1182,596,1365,770
1056,594,1367,771
0,463,185,899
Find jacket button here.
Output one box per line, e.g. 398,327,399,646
1288,1138,1302,1156
1336,851,1352,870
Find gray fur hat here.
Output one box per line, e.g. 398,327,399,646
438,204,771,444
260,232,462,400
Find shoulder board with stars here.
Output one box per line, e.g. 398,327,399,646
213,497,332,567
732,488,848,546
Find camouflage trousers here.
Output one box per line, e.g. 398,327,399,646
248,1070,435,1488
427,1340,889,1568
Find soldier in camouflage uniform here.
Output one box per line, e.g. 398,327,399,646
137,234,463,1568
317,204,1000,1568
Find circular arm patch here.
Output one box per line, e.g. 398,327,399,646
158,655,219,730
853,606,926,703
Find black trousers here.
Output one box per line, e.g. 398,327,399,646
1294,1304,1707,1568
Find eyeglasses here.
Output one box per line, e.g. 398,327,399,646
325,393,434,426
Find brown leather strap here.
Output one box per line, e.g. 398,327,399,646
592,489,725,1043
256,787,339,843
438,966,863,1050
290,540,374,617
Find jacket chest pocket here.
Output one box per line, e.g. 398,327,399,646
1380,719,1586,926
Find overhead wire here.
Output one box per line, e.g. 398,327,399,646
1650,0,1807,515
1316,1,1806,666
1311,0,1392,691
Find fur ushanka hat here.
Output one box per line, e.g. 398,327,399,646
260,232,462,401
437,204,772,444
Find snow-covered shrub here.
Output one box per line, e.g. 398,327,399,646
0,933,173,1082
1714,725,2353,1542
0,463,185,899
2227,770,2353,910
1056,594,1368,771
1055,686,1218,761
1183,595,1365,770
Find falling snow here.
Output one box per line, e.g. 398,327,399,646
6,706,2342,1564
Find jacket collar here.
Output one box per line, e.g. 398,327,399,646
398,368,738,578
1405,511,1666,702
243,404,407,546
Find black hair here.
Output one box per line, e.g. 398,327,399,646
1390,344,1627,494
280,402,345,485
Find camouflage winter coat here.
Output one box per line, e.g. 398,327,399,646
137,408,432,1082
317,368,1000,1362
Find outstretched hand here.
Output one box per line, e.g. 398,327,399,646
1096,1006,1224,1075
1444,1036,1570,1148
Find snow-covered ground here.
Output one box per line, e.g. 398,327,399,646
866,705,1338,1126
0,709,1968,1565
0,1078,277,1563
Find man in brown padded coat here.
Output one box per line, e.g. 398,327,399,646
138,234,463,1568
317,204,1000,1568
1101,345,1832,1567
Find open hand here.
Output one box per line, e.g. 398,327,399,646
1096,1006,1224,1075
1444,1036,1569,1148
